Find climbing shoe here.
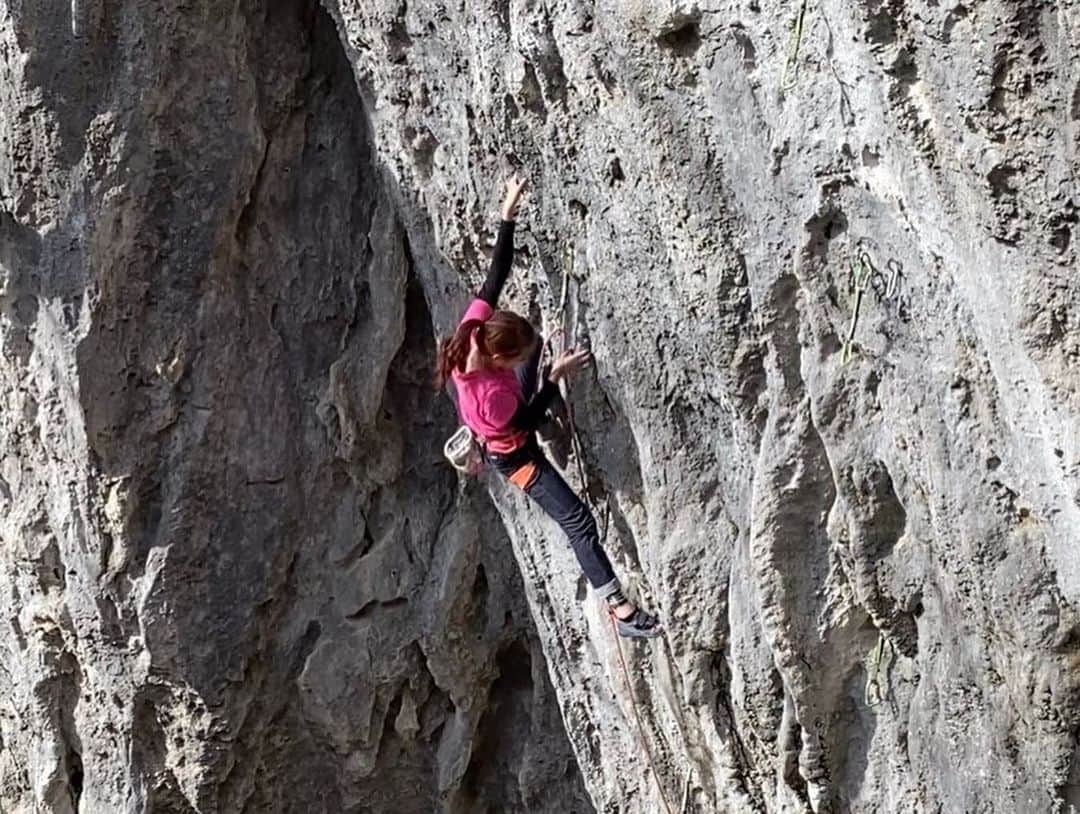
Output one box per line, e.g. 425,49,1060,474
612,607,663,639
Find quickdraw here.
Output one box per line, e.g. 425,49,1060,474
842,249,875,364
864,632,895,706
780,0,810,92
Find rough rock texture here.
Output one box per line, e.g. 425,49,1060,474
2,0,1079,813
0,3,590,813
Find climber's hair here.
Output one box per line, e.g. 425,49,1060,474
435,310,537,390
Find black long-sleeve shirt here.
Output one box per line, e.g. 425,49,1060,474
478,220,516,307
476,219,559,432
511,379,559,431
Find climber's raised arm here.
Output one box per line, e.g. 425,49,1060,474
477,174,527,308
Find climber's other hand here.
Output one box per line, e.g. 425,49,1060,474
549,348,591,381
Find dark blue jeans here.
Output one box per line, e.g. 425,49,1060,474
490,443,619,592
490,340,619,593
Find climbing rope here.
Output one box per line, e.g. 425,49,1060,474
681,767,694,812
608,611,677,814
543,244,600,520
543,245,674,813
556,243,572,322
780,0,810,92
817,8,856,126
564,395,596,512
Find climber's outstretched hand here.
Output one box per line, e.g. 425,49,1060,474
501,173,527,221
549,347,591,382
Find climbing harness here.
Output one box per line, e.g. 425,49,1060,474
780,0,810,92
842,249,875,364
608,610,677,814
864,631,895,706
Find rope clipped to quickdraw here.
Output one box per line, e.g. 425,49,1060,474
864,631,895,706
545,244,673,812
608,611,677,814
544,244,603,524
780,0,810,92
539,245,571,371
842,249,875,364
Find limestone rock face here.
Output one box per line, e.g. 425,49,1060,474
0,3,588,813
2,0,1079,813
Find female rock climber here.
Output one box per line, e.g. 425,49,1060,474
435,174,662,638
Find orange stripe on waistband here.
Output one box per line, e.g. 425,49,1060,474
508,462,538,490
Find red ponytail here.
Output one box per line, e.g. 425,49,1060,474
435,319,485,390
434,311,537,390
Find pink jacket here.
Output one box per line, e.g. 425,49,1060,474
450,299,527,453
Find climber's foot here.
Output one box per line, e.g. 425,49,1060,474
611,603,663,639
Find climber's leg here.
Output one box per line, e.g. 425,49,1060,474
523,455,615,587
519,456,662,637
487,446,661,638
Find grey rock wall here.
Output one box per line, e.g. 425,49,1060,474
1,0,1079,812
1,2,588,812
